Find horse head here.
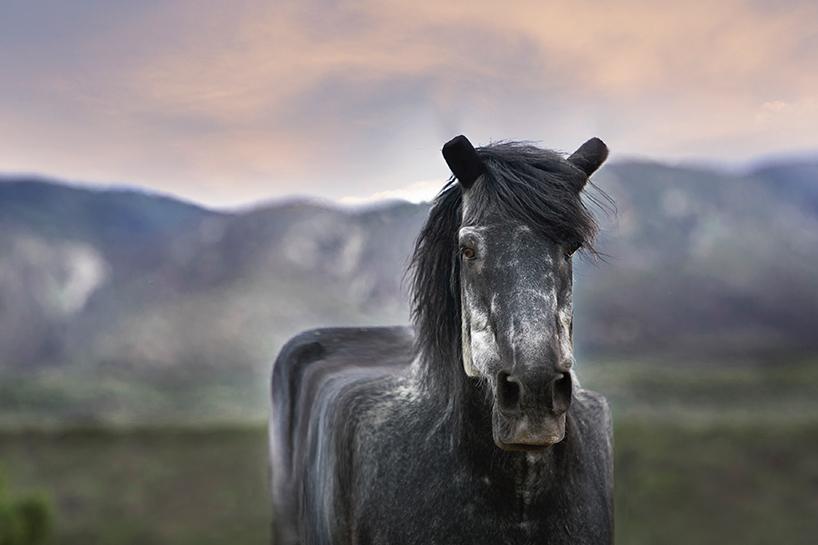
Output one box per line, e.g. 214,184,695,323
442,135,607,451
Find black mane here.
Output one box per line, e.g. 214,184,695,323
408,141,606,402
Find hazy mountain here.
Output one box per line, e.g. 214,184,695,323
1,161,816,427
575,161,818,359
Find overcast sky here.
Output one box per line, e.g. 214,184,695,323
1,0,816,207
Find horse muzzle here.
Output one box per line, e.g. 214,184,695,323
491,369,572,451
492,410,567,451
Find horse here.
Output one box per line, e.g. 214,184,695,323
269,135,614,545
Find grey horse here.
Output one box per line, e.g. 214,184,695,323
269,135,613,545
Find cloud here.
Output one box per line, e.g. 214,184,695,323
0,0,816,206
339,179,443,206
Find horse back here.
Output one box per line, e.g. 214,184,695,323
269,326,415,545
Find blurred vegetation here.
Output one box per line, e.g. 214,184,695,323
0,359,816,544
616,420,818,545
581,357,818,423
0,428,267,545
0,420,816,545
0,468,53,545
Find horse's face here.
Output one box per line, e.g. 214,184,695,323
438,135,607,451
459,205,575,451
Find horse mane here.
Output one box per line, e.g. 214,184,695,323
408,141,608,407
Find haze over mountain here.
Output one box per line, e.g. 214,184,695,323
1,159,817,427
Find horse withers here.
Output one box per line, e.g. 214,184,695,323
269,135,614,545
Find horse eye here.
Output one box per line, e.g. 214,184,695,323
461,247,477,260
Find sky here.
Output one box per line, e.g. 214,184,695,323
1,0,816,207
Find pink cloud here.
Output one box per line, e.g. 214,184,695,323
0,0,816,206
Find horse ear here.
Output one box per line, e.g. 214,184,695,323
568,137,608,182
442,135,484,190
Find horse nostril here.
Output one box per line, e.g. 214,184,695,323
551,373,573,415
497,371,522,413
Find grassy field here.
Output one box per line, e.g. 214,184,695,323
1,359,817,544
1,421,817,545
615,420,818,545
0,428,270,545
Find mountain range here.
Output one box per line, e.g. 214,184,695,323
1,158,816,427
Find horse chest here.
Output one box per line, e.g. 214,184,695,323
355,483,571,545
352,444,577,545
333,385,611,545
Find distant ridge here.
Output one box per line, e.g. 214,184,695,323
1,158,817,426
